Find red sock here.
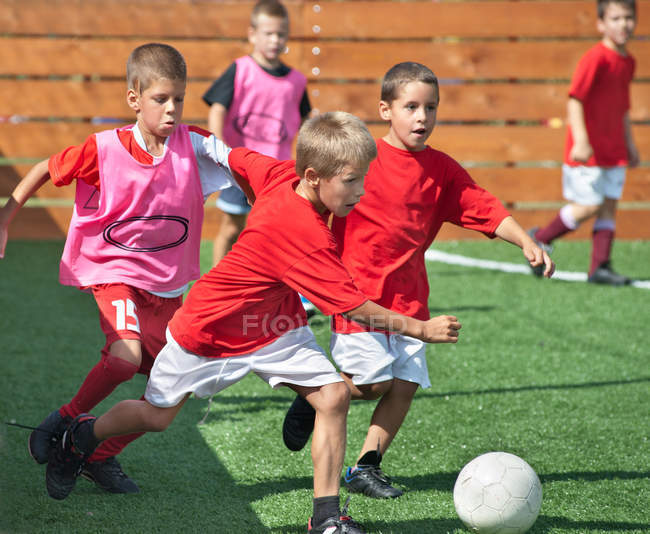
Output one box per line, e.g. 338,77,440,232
590,228,614,276
535,214,572,245
60,350,139,419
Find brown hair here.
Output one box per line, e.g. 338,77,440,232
597,0,636,18
126,43,187,94
251,0,289,27
296,112,377,179
381,62,439,104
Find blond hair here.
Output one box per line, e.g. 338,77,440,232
126,43,187,93
296,112,377,178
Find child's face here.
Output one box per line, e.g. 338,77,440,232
249,14,289,66
308,163,368,217
128,78,186,140
379,81,439,152
598,2,636,50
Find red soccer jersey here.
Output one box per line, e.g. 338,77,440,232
565,42,635,167
168,148,368,357
331,139,510,334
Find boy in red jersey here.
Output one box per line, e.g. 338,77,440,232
44,112,462,534
530,0,639,285
0,43,234,493
282,62,555,499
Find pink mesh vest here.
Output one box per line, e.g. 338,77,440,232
59,124,204,292
223,55,306,158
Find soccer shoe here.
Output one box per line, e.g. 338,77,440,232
282,394,315,451
28,409,72,464
308,499,366,534
588,261,630,286
527,227,553,277
81,456,140,494
46,414,97,500
343,465,403,499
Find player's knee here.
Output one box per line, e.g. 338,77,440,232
145,408,175,432
102,350,139,385
319,381,350,415
358,380,392,401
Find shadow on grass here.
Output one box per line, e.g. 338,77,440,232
418,376,650,399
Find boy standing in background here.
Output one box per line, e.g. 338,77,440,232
282,62,554,499
530,0,638,285
203,0,311,267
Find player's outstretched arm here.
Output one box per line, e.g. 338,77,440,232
495,216,555,278
0,159,50,258
344,300,461,344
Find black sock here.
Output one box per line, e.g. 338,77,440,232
313,495,339,525
357,448,381,467
71,417,101,456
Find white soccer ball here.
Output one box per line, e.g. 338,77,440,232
453,452,542,534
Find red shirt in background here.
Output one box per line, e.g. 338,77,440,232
565,42,635,167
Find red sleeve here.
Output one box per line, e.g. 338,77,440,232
283,247,367,316
48,134,101,189
442,158,510,238
568,49,600,102
228,147,295,201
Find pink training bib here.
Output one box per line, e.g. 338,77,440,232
59,124,204,292
223,55,306,159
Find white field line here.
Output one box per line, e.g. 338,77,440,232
425,249,650,290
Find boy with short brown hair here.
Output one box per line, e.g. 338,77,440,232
0,42,234,494
282,62,554,500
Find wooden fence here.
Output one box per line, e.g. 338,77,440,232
1,0,649,240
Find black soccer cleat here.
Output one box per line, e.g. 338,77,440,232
282,394,315,451
588,261,631,286
46,414,97,500
308,499,365,533
343,465,403,499
28,409,72,464
81,456,140,494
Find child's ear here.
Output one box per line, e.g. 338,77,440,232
378,100,392,121
303,167,321,188
126,88,140,113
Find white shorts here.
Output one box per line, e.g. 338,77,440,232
146,326,343,407
330,331,430,388
562,164,626,205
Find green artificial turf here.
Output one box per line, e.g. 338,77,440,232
0,239,648,533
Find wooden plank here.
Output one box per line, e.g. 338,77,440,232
2,122,650,164
3,79,650,123
309,82,650,122
307,40,650,80
7,206,649,242
3,38,650,80
304,1,650,39
3,1,649,39
0,0,304,39
468,167,650,204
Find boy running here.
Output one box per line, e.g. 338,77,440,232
282,62,554,499
0,43,233,493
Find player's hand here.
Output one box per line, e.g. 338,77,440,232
569,142,593,163
420,315,461,343
524,242,555,278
